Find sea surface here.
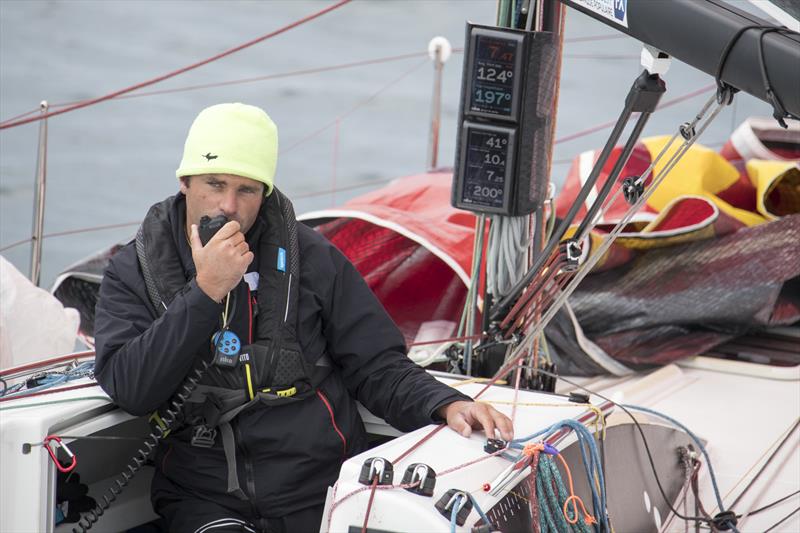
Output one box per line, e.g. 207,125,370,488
0,0,773,287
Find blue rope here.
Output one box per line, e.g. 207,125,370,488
623,403,726,513
450,493,466,533
511,418,609,531
2,361,94,398
549,420,607,525
468,493,494,530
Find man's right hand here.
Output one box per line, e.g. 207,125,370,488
190,221,254,303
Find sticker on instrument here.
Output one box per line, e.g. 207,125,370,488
571,0,628,28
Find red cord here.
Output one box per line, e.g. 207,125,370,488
0,0,352,131
361,478,378,533
317,390,347,457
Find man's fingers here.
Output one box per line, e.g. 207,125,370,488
457,413,472,437
189,224,203,250
228,232,246,247
494,409,514,441
235,241,250,255
472,404,497,441
212,220,241,241
221,220,241,237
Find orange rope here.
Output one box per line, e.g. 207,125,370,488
555,453,597,526
523,443,545,456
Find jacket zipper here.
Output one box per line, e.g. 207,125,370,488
233,419,262,523
317,390,347,457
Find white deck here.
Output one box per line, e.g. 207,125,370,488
1,357,798,532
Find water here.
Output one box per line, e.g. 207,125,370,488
0,0,772,287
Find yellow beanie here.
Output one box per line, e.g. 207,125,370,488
176,103,278,195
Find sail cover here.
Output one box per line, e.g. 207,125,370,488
299,172,476,343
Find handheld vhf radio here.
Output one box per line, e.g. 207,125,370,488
198,214,229,246
197,214,242,368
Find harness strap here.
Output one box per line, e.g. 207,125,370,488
219,422,248,500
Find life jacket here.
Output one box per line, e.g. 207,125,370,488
135,188,332,499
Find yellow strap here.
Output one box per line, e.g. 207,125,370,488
244,363,255,401
260,386,297,398
149,411,171,437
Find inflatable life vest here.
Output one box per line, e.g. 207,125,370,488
135,188,331,499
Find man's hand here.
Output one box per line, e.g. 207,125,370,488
190,221,254,302
438,401,514,441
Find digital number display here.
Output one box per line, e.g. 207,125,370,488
459,123,515,210
469,32,521,118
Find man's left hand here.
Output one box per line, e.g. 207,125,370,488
438,401,514,441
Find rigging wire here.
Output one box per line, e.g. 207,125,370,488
500,92,727,373
0,33,626,126
554,84,715,145
0,0,353,131
748,490,800,516
0,221,140,253
0,80,718,255
763,506,800,533
46,52,431,107
727,418,799,511
279,58,429,156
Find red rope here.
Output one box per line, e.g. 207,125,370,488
409,334,482,348
40,51,430,110
0,0,352,131
0,351,95,379
0,107,41,125
361,478,378,533
0,221,140,253
392,424,447,464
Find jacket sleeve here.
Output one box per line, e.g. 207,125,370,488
93,245,222,415
314,237,471,432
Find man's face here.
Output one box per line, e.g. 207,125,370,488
180,174,264,235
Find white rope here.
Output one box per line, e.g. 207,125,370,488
487,214,531,298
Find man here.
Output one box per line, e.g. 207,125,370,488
94,103,512,532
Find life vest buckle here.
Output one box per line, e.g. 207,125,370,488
190,424,217,448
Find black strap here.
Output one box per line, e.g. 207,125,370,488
715,24,799,127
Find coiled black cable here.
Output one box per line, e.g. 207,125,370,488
72,360,210,533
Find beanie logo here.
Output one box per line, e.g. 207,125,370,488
203,152,218,161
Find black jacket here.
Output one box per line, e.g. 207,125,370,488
93,193,469,519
